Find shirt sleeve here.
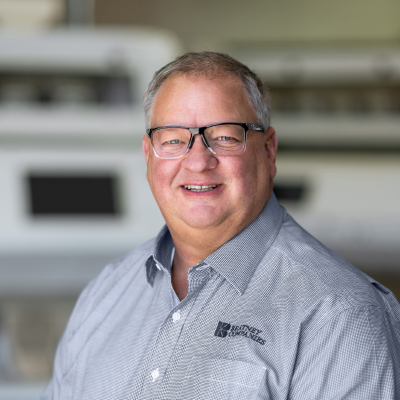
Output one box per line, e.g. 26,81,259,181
38,251,146,399
289,305,400,399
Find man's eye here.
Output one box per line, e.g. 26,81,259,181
166,139,181,144
218,136,232,141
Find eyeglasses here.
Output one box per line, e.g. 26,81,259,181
146,122,265,159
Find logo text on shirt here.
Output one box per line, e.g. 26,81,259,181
214,321,265,345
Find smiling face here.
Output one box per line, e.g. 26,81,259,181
143,73,277,242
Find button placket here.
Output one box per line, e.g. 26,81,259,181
158,270,218,398
141,266,212,398
140,301,190,397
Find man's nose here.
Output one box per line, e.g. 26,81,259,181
180,134,218,172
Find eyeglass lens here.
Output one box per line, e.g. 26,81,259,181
152,124,246,158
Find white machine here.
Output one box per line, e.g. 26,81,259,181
233,46,400,272
0,28,181,296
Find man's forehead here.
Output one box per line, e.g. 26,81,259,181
150,73,256,128
153,72,252,110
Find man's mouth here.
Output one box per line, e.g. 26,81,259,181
183,184,218,192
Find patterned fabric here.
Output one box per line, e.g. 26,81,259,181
41,193,400,399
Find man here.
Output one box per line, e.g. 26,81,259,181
42,52,400,399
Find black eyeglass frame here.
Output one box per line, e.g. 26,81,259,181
146,122,265,159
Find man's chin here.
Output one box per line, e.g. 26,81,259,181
177,210,229,231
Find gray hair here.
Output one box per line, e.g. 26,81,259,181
143,51,270,130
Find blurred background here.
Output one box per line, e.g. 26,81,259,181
0,0,399,398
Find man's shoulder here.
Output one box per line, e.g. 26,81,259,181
266,211,399,317
64,238,155,340
89,237,155,292
252,211,400,347
106,238,155,274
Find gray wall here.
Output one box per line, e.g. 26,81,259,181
95,0,400,50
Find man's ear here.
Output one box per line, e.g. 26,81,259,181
142,134,151,163
263,127,278,179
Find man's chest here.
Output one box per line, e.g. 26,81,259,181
66,271,299,400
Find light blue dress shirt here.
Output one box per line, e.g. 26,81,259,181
42,193,400,399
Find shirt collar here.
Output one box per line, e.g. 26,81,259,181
146,193,284,293
146,225,174,286
204,193,283,294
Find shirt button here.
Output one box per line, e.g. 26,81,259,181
172,311,181,322
151,368,159,382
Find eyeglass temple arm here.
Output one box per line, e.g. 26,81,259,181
246,123,265,132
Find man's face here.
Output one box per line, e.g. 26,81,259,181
143,73,277,236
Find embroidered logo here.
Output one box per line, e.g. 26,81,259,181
214,321,266,345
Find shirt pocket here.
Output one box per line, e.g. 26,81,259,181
179,356,266,400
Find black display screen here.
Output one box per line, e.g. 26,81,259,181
274,183,306,202
28,175,120,216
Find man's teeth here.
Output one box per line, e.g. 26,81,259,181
184,184,217,192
